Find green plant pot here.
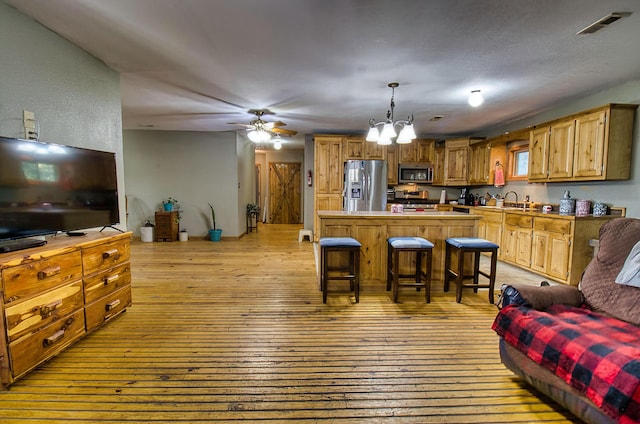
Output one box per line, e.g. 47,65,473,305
209,229,222,241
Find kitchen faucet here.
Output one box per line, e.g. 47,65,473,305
503,191,518,207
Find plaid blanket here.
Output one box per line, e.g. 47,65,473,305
493,304,640,423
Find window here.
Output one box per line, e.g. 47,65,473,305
507,145,529,180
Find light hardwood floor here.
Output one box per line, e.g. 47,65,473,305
0,224,579,423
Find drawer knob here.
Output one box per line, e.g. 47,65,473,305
105,299,121,311
43,329,65,347
37,265,61,280
102,249,120,260
103,274,119,286
40,299,63,318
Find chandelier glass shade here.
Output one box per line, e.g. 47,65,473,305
366,82,416,145
247,128,271,143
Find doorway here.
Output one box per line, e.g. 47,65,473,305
268,162,301,224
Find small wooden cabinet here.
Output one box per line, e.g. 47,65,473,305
398,139,435,163
0,232,132,388
386,144,398,185
155,211,179,241
314,136,344,240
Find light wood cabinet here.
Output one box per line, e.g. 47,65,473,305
474,209,503,256
314,136,344,240
528,104,637,182
0,232,132,388
468,142,491,185
530,218,571,281
364,140,386,160
343,136,364,160
432,142,445,186
386,144,398,185
441,137,486,186
502,213,533,266
398,139,435,163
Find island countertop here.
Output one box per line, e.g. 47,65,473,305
317,210,480,288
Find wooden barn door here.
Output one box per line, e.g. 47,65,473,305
268,162,301,224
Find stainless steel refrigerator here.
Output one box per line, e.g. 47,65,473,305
343,160,388,212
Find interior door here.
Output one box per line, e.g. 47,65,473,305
269,162,301,224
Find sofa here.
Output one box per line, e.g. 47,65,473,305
492,217,640,424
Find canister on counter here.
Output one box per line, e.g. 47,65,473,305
593,202,608,217
559,191,575,215
576,199,591,216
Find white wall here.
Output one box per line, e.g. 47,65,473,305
123,130,255,238
0,2,125,229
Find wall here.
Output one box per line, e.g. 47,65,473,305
0,2,126,229
123,130,254,238
476,80,640,217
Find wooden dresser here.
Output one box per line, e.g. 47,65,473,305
0,231,132,389
154,211,178,241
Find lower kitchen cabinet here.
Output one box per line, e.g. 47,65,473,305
474,209,503,255
0,232,132,389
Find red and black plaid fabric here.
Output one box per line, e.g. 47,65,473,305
493,304,640,423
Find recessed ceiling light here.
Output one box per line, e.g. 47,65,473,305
429,115,444,121
577,12,631,35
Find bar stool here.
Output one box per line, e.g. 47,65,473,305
387,237,434,303
319,237,361,303
444,237,499,304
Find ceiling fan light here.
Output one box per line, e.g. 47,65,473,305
273,140,282,150
380,122,396,139
377,134,392,146
366,126,380,142
397,124,416,143
468,90,484,107
247,130,261,142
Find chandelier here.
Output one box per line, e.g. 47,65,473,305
366,82,417,145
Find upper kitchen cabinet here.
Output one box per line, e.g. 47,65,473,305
432,142,445,186
398,139,435,163
343,136,387,160
440,137,485,186
386,144,398,185
315,135,343,195
528,104,637,182
468,142,491,185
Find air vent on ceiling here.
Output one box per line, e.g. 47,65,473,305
577,12,631,35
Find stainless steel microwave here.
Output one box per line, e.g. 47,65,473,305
398,163,434,183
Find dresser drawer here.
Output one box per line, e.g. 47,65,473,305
85,285,131,333
82,238,130,276
83,262,131,304
5,280,84,343
2,251,82,304
9,308,86,378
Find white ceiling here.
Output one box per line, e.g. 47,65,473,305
6,0,640,149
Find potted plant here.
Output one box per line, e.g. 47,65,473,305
163,197,179,212
140,219,154,242
208,203,222,241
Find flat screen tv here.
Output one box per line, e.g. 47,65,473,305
0,136,119,252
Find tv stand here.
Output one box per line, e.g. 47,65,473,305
0,238,47,253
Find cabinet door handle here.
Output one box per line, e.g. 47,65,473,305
37,265,61,280
103,274,119,285
43,329,65,347
40,299,63,318
102,249,120,260
105,299,121,311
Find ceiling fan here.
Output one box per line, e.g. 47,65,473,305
228,109,297,142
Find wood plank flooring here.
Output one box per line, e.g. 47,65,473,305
0,224,579,423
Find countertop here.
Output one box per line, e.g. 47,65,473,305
317,210,480,219
446,204,625,219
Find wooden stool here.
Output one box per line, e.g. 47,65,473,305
444,237,499,304
387,237,434,303
319,237,361,303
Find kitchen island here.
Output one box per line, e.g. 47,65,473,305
317,210,481,289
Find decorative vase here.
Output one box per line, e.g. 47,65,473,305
209,229,222,241
163,203,173,211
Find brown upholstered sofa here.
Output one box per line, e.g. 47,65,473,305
493,218,640,424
